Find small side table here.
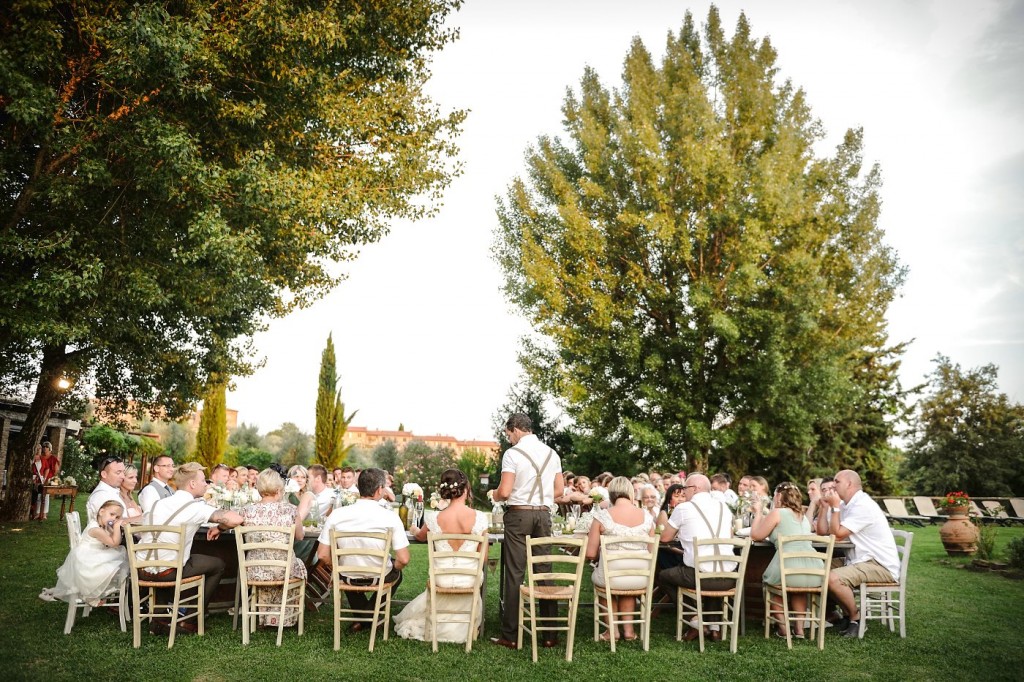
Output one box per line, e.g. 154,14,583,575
43,485,78,521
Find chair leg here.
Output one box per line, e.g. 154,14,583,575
64,599,78,635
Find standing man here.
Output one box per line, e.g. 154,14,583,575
316,468,409,630
87,455,126,520
658,473,736,642
143,462,243,634
821,469,900,637
490,413,564,650
139,455,175,514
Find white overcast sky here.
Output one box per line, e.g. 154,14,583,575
228,0,1024,442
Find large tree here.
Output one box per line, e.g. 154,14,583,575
902,356,1024,497
314,332,355,469
0,0,463,519
494,8,904,480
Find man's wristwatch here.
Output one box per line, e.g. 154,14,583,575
831,507,841,514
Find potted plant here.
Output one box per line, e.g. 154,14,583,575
939,491,978,556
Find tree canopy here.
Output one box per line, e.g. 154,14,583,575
902,356,1024,497
0,0,463,519
494,8,904,484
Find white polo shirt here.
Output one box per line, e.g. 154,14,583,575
318,499,408,577
839,490,900,580
314,487,337,518
141,491,217,573
668,491,737,572
501,434,562,507
87,481,125,521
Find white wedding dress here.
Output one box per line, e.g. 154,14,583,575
394,510,488,643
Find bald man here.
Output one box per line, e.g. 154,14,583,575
658,473,737,643
821,469,900,637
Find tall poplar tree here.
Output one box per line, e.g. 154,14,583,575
494,8,904,480
314,333,355,469
192,379,226,473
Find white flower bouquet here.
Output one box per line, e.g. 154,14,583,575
284,478,301,495
402,482,423,501
337,491,358,507
429,491,449,511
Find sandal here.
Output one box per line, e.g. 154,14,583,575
598,631,616,642
622,634,638,641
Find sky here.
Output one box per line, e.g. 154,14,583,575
227,0,1024,443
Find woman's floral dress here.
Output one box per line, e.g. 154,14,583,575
241,501,307,627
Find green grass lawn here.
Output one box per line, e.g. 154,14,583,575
3,497,1023,681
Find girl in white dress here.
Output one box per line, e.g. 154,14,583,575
52,501,129,606
394,469,488,643
586,476,656,641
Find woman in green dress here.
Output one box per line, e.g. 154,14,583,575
751,482,823,638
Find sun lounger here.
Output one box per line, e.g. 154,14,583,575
881,498,929,527
910,497,946,522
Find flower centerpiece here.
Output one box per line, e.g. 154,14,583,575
402,482,424,503
336,490,358,507
941,491,971,512
284,478,302,495
206,484,236,510
590,487,608,506
47,475,77,488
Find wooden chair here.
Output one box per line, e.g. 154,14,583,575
762,534,834,650
234,525,306,646
62,513,128,634
881,498,929,527
518,535,586,662
125,524,205,648
592,535,658,652
425,532,488,652
857,529,913,639
675,537,750,653
330,529,398,652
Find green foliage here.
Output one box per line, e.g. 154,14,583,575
0,0,463,519
372,440,400,474
393,441,457,497
55,437,96,491
456,447,492,503
492,380,575,463
1007,536,1024,570
228,422,262,449
263,422,313,467
902,356,1024,496
493,8,904,483
232,445,274,471
314,333,356,469
192,380,227,471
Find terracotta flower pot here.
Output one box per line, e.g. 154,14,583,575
940,506,978,556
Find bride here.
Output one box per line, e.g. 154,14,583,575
394,469,488,643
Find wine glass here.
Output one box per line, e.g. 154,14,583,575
414,500,424,528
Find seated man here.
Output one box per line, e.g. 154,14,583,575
658,473,737,642
821,469,901,637
316,467,409,630
87,455,126,520
709,473,739,506
141,462,243,634
308,464,337,518
209,463,231,486
337,466,359,495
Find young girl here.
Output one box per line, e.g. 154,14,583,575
52,501,129,607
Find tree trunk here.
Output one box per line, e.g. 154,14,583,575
0,345,67,521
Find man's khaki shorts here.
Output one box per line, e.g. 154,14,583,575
831,558,896,587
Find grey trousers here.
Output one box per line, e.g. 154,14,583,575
153,552,225,613
657,563,735,623
501,508,555,641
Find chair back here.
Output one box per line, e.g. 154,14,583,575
329,529,394,585
912,496,941,517
65,512,82,550
235,525,298,587
426,532,487,590
691,536,749,589
1010,498,1024,519
776,533,834,588
891,529,914,585
125,524,189,578
525,535,586,589
598,534,658,593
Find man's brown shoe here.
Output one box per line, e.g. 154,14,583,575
682,625,701,642
541,637,559,648
490,636,517,649
708,628,722,642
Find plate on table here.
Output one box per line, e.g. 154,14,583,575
735,527,751,537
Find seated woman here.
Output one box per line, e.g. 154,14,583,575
118,465,144,520
639,484,660,523
586,476,655,642
52,500,129,606
394,469,488,643
750,482,824,639
286,464,319,563
240,469,307,628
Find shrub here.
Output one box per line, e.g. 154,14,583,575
1007,537,1024,570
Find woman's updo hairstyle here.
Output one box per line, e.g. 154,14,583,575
774,482,804,515
437,469,469,502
